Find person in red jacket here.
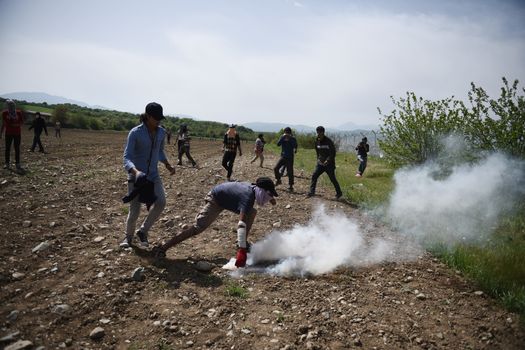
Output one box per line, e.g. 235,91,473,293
1,100,24,171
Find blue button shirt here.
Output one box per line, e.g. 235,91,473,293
123,123,167,181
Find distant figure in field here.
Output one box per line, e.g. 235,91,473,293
55,121,61,138
1,100,24,172
307,126,342,199
120,102,176,249
176,124,197,167
355,137,370,177
222,124,242,181
29,112,48,153
273,127,297,192
166,128,172,144
250,133,266,167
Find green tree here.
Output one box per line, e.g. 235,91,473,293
464,78,525,158
378,92,464,166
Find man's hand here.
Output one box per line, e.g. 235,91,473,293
165,163,176,175
235,248,248,268
134,171,147,186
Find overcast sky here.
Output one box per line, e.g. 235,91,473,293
1,0,524,128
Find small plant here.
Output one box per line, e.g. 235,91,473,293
276,312,285,323
121,206,129,215
225,282,248,298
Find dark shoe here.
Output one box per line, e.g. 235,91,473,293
288,186,294,192
275,178,282,186
336,193,343,200
119,235,133,248
306,192,314,198
29,149,35,152
176,161,182,166
152,245,166,259
136,230,149,247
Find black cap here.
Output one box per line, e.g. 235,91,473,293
255,177,278,197
316,126,325,133
145,102,165,120
229,124,237,128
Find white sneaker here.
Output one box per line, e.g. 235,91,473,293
119,235,133,248
355,173,362,177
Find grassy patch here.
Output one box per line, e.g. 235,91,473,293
225,282,248,298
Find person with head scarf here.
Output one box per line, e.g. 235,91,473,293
152,177,278,268
222,124,242,181
355,137,370,177
1,100,24,171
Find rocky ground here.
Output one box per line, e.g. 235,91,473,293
0,129,524,350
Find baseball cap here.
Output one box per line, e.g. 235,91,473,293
255,177,279,197
145,102,165,120
229,124,237,128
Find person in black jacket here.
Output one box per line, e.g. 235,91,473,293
355,137,370,177
176,124,197,167
28,112,48,153
307,126,343,199
222,124,242,181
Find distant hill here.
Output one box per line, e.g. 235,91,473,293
243,121,379,133
0,92,107,109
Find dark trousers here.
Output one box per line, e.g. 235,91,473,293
31,132,44,152
309,163,342,196
178,144,196,166
222,151,236,178
358,157,367,175
274,156,294,186
5,135,21,165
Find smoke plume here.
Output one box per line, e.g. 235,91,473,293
384,152,525,246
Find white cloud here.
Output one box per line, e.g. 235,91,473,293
0,2,524,127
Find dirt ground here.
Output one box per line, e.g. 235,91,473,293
1,129,524,350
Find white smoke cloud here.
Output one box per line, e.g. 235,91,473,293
234,205,411,277
385,152,525,245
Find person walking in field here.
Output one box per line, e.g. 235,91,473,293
54,121,61,139
355,137,369,177
120,102,176,248
176,124,197,167
29,112,48,153
274,127,297,191
307,126,343,199
152,177,278,268
1,100,24,172
250,133,266,167
222,124,242,181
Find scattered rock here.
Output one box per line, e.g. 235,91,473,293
132,267,145,282
416,293,427,300
0,331,20,344
6,310,19,322
474,291,484,296
22,221,32,228
53,304,72,315
93,236,105,243
12,272,25,280
32,241,51,253
5,340,33,350
89,326,105,340
195,261,214,272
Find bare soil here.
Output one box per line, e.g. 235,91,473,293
1,130,523,350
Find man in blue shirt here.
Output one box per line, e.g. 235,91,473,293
120,102,176,248
152,177,278,268
273,127,297,191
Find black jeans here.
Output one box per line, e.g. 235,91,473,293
31,132,44,152
222,151,236,178
274,156,294,186
358,156,367,175
178,143,196,166
5,134,21,165
309,163,342,196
